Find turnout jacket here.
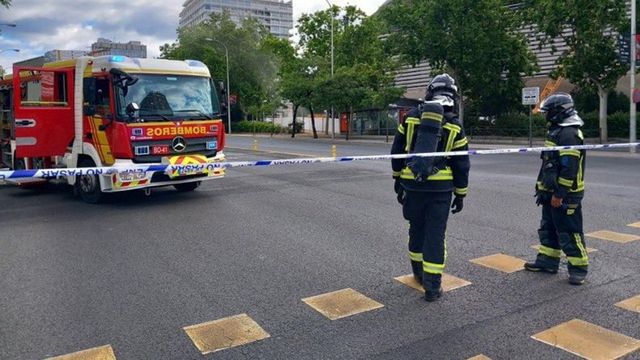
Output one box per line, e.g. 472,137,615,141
391,107,470,196
536,125,586,198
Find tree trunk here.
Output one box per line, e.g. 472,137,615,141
597,85,608,143
310,105,318,139
292,104,299,139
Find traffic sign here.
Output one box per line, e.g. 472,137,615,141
522,87,540,106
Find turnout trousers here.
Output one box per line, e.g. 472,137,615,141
535,197,589,276
403,190,452,291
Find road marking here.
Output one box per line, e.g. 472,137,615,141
628,222,640,229
183,313,270,355
395,273,472,293
46,345,116,360
302,288,384,320
586,230,640,243
467,355,492,360
615,295,640,314
469,253,526,273
531,244,598,253
531,319,640,360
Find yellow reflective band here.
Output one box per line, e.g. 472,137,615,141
567,209,575,215
567,256,589,266
577,129,584,140
558,177,574,187
406,117,420,125
421,112,443,122
536,181,550,191
454,187,468,196
409,251,423,262
400,167,453,181
545,140,557,147
405,119,418,152
574,233,589,261
538,245,561,258
442,123,461,133
397,125,405,135
559,149,581,157
423,261,445,275
392,171,401,177
452,138,468,149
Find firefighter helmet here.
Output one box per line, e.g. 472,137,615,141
539,92,576,123
425,73,458,107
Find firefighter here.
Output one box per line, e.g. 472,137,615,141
391,74,470,302
525,92,588,285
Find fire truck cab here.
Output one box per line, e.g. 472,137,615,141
0,55,227,203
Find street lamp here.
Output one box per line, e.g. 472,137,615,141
205,37,232,135
631,1,637,153
324,0,335,140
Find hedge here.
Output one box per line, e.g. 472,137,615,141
233,120,288,134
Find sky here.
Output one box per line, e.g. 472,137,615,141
0,0,387,73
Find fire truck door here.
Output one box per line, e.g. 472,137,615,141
13,67,75,158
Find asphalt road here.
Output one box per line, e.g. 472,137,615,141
1,134,639,359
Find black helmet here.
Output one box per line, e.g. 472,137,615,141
425,73,458,107
540,92,576,123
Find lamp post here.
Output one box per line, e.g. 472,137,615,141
205,37,232,135
324,0,335,140
631,0,637,153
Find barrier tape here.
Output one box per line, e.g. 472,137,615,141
0,143,638,181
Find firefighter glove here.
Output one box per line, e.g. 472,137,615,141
451,196,464,214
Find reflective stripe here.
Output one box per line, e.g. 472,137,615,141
442,123,461,133
400,167,453,181
538,245,561,258
452,137,468,149
454,187,468,196
577,130,584,140
559,149,581,157
392,171,401,177
421,112,443,122
545,140,557,147
423,261,445,275
558,177,574,187
574,233,589,264
567,256,589,266
405,118,419,152
409,251,423,262
397,125,405,135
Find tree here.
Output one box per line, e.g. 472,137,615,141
160,12,279,122
0,1,10,8
526,0,628,142
381,0,538,120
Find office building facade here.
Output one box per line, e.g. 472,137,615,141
179,0,294,39
90,38,147,58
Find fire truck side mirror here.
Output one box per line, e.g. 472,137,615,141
126,102,140,117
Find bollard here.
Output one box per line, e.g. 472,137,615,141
253,139,259,152
331,145,337,158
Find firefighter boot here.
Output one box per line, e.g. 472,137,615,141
525,231,560,274
411,261,423,285
524,258,559,274
568,266,588,286
423,273,443,302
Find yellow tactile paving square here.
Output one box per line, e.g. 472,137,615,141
302,288,384,320
183,313,270,355
586,230,640,243
615,294,640,314
46,345,116,360
531,319,640,360
469,253,526,273
628,222,640,229
394,273,472,293
467,355,492,360
531,244,598,253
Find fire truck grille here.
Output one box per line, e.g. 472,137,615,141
131,137,217,163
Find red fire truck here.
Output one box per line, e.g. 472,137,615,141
0,55,227,203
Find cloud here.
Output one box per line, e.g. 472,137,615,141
0,0,386,71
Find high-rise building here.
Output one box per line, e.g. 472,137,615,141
44,50,87,62
90,38,147,58
179,0,294,39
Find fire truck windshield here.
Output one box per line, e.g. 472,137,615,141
115,74,220,121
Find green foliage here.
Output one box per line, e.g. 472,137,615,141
0,1,10,8
233,120,287,134
527,0,628,92
160,12,280,120
572,88,630,114
381,0,538,117
579,112,635,138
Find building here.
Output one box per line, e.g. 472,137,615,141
90,38,147,58
179,0,294,39
44,50,87,62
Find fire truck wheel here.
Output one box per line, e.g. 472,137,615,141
75,158,103,204
174,181,200,192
